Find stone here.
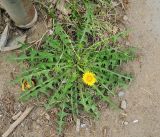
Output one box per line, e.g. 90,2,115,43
123,121,129,125
123,15,128,21
118,91,125,97
121,100,127,110
133,120,139,123
126,41,130,46
80,123,87,128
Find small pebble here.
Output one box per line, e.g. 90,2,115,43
81,123,87,128
62,79,67,84
123,15,128,21
118,91,125,97
123,121,129,125
133,120,139,123
126,41,130,46
48,29,54,35
121,100,127,110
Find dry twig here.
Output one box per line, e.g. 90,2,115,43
12,111,22,121
2,106,34,137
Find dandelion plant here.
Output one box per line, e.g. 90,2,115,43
12,0,135,135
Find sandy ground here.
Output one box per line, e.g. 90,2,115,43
1,0,160,136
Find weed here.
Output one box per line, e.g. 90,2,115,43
12,0,135,135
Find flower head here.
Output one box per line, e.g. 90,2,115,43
82,71,96,86
21,80,32,91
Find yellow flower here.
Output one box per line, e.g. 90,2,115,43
82,71,96,86
21,80,32,91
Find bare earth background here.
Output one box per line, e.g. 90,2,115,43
1,0,160,136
